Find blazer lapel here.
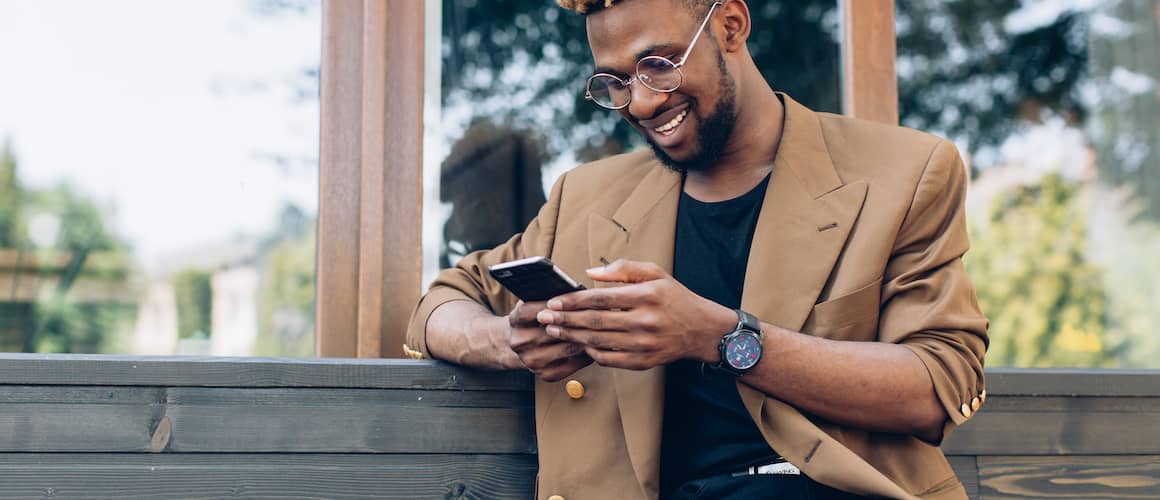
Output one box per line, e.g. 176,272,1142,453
588,163,681,499
734,96,915,498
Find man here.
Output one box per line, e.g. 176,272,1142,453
405,0,988,498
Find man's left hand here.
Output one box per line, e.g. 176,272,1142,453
535,259,736,370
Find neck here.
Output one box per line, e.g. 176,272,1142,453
684,76,784,202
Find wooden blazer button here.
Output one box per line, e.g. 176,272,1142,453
971,397,981,412
548,496,565,500
980,389,987,403
960,403,972,419
565,380,585,400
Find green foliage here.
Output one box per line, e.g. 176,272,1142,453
173,269,213,340
29,301,135,354
254,206,315,357
966,174,1113,367
1,138,137,354
0,141,20,247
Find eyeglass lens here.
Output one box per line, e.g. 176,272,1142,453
587,57,682,109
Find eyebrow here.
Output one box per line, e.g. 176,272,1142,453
592,43,680,76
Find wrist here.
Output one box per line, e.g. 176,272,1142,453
699,304,737,364
483,314,523,370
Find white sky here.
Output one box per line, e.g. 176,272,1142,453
0,0,320,273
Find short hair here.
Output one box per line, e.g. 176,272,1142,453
557,0,710,16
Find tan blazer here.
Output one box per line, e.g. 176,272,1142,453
407,94,988,500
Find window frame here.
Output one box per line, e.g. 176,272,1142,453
315,0,897,357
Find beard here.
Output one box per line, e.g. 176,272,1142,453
647,51,738,173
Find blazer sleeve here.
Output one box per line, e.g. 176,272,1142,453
404,172,569,358
879,139,989,443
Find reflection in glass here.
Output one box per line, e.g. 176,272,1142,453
0,1,321,356
426,0,842,283
897,0,1160,368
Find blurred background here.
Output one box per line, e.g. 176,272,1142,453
1,0,1157,369
0,0,321,357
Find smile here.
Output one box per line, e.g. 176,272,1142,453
654,109,689,135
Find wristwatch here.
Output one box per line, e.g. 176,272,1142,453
714,309,764,376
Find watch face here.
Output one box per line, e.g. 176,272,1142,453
725,332,762,371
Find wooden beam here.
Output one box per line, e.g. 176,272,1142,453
317,0,365,357
0,354,532,391
317,0,423,359
841,0,898,125
0,454,537,499
378,0,424,359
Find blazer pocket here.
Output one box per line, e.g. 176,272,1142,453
803,277,882,341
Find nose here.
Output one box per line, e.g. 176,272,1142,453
626,82,668,122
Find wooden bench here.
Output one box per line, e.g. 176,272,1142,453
0,354,1155,498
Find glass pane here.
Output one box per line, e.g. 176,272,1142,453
424,0,841,284
0,0,321,356
897,0,1160,368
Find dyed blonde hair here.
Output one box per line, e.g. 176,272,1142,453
556,0,620,15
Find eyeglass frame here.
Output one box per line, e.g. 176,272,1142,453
584,1,725,110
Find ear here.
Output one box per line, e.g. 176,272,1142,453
718,0,751,53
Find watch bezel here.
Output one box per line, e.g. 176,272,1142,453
714,309,764,376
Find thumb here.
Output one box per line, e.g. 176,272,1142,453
586,259,666,283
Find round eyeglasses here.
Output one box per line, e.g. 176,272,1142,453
584,1,723,110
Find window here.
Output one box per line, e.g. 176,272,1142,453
897,0,1160,368
0,0,321,356
424,0,843,282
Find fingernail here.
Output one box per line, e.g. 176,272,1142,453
547,299,562,310
537,310,554,324
546,325,562,337
586,266,604,274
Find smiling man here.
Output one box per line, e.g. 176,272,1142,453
406,0,988,499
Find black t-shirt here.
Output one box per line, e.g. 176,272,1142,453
661,173,781,494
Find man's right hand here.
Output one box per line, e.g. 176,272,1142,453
508,301,593,382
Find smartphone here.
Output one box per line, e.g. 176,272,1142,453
488,256,585,302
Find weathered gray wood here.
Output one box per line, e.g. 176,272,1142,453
977,456,1160,499
0,386,534,454
984,369,1160,397
943,396,1160,455
0,453,536,499
948,456,979,500
0,354,532,391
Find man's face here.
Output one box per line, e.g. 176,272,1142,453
587,0,738,172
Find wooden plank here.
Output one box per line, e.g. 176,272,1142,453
0,386,161,452
0,355,533,391
841,0,898,125
379,0,425,359
0,386,534,454
0,453,536,499
317,0,365,358
948,456,980,500
356,0,388,359
985,368,1160,397
943,396,1160,455
977,456,1160,499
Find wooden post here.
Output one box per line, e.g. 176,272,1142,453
318,0,424,358
841,0,898,125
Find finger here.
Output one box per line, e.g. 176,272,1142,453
536,309,632,331
539,355,594,382
585,347,653,371
546,286,647,311
509,325,560,351
546,326,649,352
519,340,585,370
586,259,667,284
509,301,548,327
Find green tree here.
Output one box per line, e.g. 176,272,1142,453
0,140,20,247
253,208,316,357
966,173,1114,367
173,269,213,340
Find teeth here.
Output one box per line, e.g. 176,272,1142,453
654,109,688,133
